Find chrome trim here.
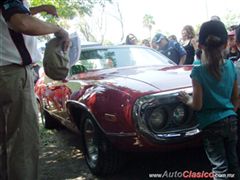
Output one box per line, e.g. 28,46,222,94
133,88,201,142
66,100,105,132
141,126,200,143
152,87,193,97
156,128,200,138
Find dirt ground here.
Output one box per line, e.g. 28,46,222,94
39,125,97,180
39,121,212,180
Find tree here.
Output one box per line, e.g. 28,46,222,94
30,0,112,41
107,1,124,42
30,0,112,20
143,14,155,39
75,4,108,42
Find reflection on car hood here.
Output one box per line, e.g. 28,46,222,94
74,65,193,94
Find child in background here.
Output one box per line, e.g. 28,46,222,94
235,25,240,56
178,20,240,179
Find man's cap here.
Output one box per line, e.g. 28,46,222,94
43,38,69,80
152,33,166,43
198,20,228,47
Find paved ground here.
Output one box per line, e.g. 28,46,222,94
39,125,212,180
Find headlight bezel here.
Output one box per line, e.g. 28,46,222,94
133,87,196,136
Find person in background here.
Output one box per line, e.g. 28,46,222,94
178,20,240,180
125,33,138,45
151,33,187,65
168,34,178,42
141,39,151,47
236,25,240,53
210,15,221,21
180,25,198,65
0,1,69,180
226,28,240,62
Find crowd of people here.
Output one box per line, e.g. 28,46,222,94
124,16,240,68
1,0,240,179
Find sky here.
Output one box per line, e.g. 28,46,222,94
99,0,240,43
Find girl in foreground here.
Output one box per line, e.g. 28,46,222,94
178,20,240,180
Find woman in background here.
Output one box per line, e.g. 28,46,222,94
180,25,197,64
125,33,138,45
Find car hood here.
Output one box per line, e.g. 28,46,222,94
74,65,193,94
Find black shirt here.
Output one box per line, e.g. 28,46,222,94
183,40,195,65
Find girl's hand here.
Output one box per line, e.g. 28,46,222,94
178,91,192,105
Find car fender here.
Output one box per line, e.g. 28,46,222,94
66,100,106,134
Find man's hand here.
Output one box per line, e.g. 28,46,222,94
30,5,58,17
54,27,70,52
41,5,58,17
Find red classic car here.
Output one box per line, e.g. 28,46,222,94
35,45,201,176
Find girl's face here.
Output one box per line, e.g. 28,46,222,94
181,30,188,40
228,35,236,48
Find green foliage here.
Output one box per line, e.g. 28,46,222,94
39,123,57,146
222,11,240,29
30,0,112,20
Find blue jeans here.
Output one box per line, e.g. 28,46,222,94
202,116,240,180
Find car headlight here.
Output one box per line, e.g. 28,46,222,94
172,104,186,125
147,107,167,132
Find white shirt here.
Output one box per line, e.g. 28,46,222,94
0,1,42,66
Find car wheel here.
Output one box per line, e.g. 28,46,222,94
43,110,60,129
81,114,125,176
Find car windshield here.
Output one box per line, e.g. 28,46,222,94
74,46,175,72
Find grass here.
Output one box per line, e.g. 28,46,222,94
39,120,58,147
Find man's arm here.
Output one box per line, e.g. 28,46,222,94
8,13,63,36
1,0,69,50
8,13,69,51
178,55,186,65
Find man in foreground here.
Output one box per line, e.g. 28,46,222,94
0,0,69,179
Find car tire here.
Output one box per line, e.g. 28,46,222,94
43,110,61,130
80,114,125,176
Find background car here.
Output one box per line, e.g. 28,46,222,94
35,45,202,176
